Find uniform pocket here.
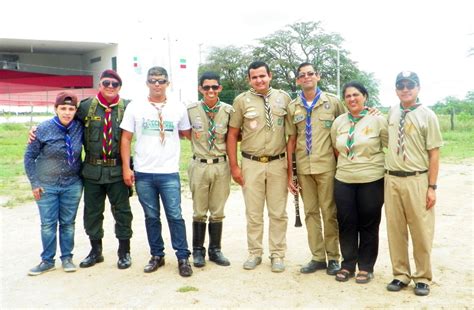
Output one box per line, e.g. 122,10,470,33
88,121,102,142
82,163,101,180
319,114,335,129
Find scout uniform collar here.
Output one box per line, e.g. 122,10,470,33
249,87,274,130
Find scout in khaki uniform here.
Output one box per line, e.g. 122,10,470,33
186,72,233,268
76,70,133,270
227,61,290,273
385,71,442,296
330,81,388,283
287,62,346,276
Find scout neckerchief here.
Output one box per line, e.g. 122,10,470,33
300,88,322,155
149,97,167,145
346,108,368,160
201,100,221,151
52,116,76,166
397,103,421,161
97,92,120,160
250,88,274,130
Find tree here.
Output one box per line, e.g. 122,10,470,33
198,45,250,92
252,21,380,105
199,21,380,105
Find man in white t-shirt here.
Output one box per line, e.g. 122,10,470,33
120,66,193,277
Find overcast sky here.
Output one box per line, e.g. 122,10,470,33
2,0,473,106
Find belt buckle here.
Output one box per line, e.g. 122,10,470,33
206,159,213,164
260,156,269,163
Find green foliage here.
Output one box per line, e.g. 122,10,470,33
431,92,474,115
437,114,474,161
0,123,34,207
199,20,380,106
176,286,199,293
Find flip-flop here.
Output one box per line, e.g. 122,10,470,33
355,272,374,284
335,269,354,282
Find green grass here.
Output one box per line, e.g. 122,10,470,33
437,114,474,162
1,113,473,207
176,286,199,293
0,123,33,207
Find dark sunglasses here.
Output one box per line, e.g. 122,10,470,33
148,79,168,85
201,85,220,91
102,80,120,88
396,81,417,90
298,71,316,79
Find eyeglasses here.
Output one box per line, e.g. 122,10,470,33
102,80,120,88
201,85,220,91
396,81,417,90
297,71,316,79
147,79,168,85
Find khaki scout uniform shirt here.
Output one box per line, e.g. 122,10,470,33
385,104,443,171
187,101,233,158
384,103,443,284
286,92,346,174
229,89,291,156
187,101,233,222
331,113,388,183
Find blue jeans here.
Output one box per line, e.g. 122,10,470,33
36,180,83,263
135,172,190,259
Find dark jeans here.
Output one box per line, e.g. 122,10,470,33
83,180,133,240
135,172,190,260
334,178,384,273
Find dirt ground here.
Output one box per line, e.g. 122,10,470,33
1,162,473,308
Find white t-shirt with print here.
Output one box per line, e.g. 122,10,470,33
120,97,191,173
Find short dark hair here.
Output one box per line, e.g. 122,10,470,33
342,81,369,100
147,66,168,79
297,62,317,74
199,71,220,86
247,61,270,77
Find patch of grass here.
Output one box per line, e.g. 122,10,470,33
1,113,473,207
176,286,199,293
437,114,474,163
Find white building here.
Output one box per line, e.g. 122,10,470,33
0,26,199,112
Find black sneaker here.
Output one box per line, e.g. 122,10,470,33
326,260,340,275
387,279,408,292
414,283,430,296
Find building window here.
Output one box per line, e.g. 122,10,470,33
90,57,101,64
112,57,117,71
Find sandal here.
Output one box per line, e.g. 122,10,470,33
335,269,354,282
355,271,374,284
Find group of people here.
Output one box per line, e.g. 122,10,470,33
24,61,442,297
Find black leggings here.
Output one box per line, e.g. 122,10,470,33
334,178,384,273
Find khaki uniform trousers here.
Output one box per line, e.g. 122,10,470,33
188,159,230,222
384,173,434,284
298,170,340,262
241,157,288,258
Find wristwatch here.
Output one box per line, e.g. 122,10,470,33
428,184,437,190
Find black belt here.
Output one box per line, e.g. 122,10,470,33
241,152,285,163
87,158,121,167
385,170,428,177
193,155,226,164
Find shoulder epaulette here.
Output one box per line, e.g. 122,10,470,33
221,103,234,113
187,102,199,110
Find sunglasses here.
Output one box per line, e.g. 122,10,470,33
201,85,220,91
102,80,120,88
297,71,316,79
148,79,168,85
396,81,417,90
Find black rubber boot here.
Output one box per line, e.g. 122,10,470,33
208,222,230,266
79,239,104,268
192,222,206,268
117,239,132,269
